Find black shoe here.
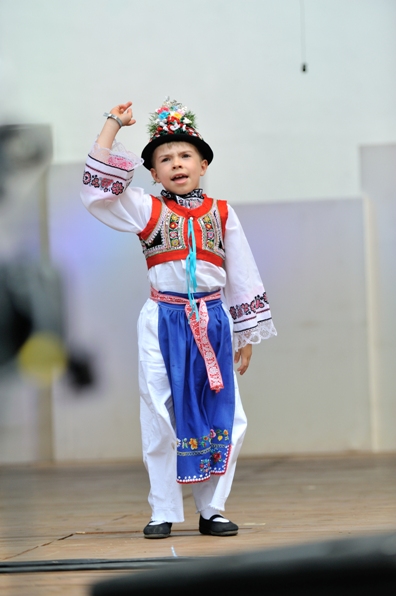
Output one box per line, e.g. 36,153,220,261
199,514,238,536
143,521,172,539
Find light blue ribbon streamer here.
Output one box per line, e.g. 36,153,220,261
186,217,199,321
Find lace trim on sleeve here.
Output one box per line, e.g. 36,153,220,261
234,319,277,351
90,140,143,171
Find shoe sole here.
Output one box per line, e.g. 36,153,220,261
199,529,238,536
143,533,171,539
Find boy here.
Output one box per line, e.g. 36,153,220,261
81,98,276,538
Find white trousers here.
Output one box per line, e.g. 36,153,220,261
138,298,247,523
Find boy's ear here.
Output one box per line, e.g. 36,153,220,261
150,167,160,183
200,159,208,176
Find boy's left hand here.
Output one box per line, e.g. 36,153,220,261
234,344,252,375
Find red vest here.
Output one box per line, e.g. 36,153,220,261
138,195,228,269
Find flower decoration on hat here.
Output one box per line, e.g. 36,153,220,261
141,96,213,169
147,97,203,140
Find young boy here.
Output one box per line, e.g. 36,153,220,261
81,98,276,538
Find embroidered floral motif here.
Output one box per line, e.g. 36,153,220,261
177,430,230,454
179,435,210,451
198,206,225,258
140,202,187,258
101,178,113,190
111,181,124,195
83,171,91,185
168,213,181,247
229,292,269,321
189,438,198,450
199,458,211,474
211,450,222,463
212,428,230,442
202,215,214,249
82,170,125,195
176,443,231,483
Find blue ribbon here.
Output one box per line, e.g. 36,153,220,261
186,217,199,321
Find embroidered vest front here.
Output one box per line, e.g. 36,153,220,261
138,195,228,269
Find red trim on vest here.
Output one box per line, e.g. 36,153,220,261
138,195,163,240
147,248,224,269
217,198,228,238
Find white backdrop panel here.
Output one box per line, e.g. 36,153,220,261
361,144,396,451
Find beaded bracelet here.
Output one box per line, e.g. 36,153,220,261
103,112,123,128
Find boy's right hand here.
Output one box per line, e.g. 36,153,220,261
110,102,136,127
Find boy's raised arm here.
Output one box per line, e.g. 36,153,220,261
96,101,136,149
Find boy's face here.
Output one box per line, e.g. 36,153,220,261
150,142,208,195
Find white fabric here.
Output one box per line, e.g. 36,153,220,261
200,507,229,522
138,299,247,522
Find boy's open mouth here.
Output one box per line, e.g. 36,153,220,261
171,174,188,181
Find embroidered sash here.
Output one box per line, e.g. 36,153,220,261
150,287,223,392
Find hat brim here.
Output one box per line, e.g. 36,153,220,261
141,134,214,170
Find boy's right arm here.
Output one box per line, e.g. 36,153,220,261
97,101,136,149
80,103,150,234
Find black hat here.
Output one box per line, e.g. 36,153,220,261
141,98,213,170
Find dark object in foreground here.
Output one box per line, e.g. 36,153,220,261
91,532,396,596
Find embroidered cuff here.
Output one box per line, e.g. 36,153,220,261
83,152,137,198
229,291,272,331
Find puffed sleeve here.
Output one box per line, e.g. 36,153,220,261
223,205,277,350
80,140,151,233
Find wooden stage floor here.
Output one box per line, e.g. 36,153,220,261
1,454,395,595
